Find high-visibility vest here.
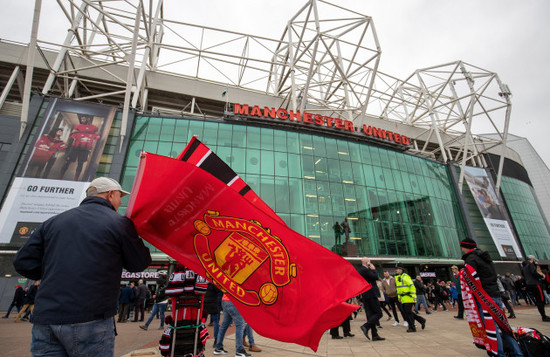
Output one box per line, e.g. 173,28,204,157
395,273,416,303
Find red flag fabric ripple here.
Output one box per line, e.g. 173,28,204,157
126,152,368,351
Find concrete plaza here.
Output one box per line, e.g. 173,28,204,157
1,304,548,356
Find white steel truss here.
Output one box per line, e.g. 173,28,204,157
14,0,513,191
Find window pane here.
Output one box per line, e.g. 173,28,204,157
246,148,260,174
174,120,189,143
146,117,161,141
261,150,274,175
274,152,289,177
247,126,261,149
160,118,176,142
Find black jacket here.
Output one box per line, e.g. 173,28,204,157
462,248,499,298
13,196,151,324
359,266,380,299
522,261,542,287
12,286,25,306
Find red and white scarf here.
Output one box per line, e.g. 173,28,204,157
460,264,514,356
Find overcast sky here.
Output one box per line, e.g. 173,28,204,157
2,0,549,167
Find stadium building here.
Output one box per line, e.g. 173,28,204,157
1,1,549,300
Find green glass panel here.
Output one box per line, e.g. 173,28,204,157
160,118,176,142
132,116,149,140
217,123,232,146
145,117,162,141
273,130,287,152
325,137,338,159
188,120,204,139
289,178,304,214
300,134,314,156
246,148,260,174
230,147,245,173
302,155,315,178
340,161,353,183
312,136,326,157
287,153,302,178
261,150,275,175
260,175,276,210
349,142,361,163
274,177,290,213
261,127,274,151
202,122,218,146
157,142,173,157
247,126,261,149
174,120,189,143
274,151,289,177
327,158,341,182
286,131,300,152
231,126,246,148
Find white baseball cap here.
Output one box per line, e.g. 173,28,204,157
86,177,130,197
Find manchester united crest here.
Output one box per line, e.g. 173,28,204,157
193,210,296,306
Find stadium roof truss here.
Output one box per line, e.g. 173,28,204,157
8,0,513,191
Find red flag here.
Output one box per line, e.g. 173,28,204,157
127,151,368,351
176,136,284,225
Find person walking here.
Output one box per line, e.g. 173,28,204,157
522,254,550,322
451,266,464,319
134,279,148,322
118,282,135,323
395,263,426,333
502,273,518,306
381,271,404,326
2,285,25,319
213,293,251,357
140,283,168,330
13,177,151,356
14,281,39,322
358,257,385,341
413,276,431,315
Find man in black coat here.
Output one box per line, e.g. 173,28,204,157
13,177,151,356
522,255,550,321
358,257,385,341
2,285,25,318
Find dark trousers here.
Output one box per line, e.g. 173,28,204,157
527,285,548,318
387,296,401,322
402,302,425,330
330,317,351,337
134,300,145,321
456,296,464,318
118,303,130,322
362,296,383,337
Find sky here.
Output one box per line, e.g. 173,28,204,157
1,0,549,167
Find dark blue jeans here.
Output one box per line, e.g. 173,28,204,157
144,302,167,328
31,317,115,356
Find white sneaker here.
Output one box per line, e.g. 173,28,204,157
392,321,400,327
404,321,409,327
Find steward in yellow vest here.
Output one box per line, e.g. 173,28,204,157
395,263,426,333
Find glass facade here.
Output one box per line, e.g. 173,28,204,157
500,176,550,260
120,115,466,259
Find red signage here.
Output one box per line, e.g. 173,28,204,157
233,103,410,146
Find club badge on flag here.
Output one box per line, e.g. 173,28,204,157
126,139,369,351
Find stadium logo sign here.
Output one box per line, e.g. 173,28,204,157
232,103,410,146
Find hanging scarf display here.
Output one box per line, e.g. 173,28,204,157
460,264,514,356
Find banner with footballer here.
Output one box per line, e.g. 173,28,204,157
0,98,116,244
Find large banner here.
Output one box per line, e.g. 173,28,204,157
0,99,116,244
464,166,522,259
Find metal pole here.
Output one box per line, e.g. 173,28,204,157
20,0,42,140
0,66,20,110
41,1,88,95
120,3,141,151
